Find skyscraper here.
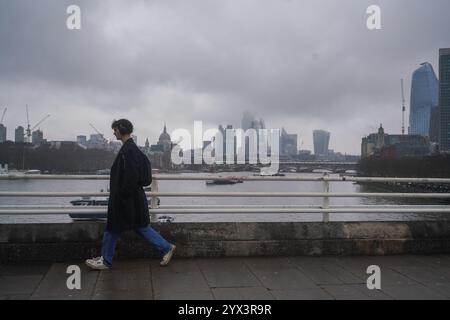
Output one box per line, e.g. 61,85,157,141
439,48,450,151
409,62,439,136
15,126,24,143
240,112,267,162
0,124,6,143
77,135,87,146
313,130,330,157
429,107,440,143
280,128,298,156
241,111,255,131
32,129,44,145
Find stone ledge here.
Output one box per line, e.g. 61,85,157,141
2,221,450,244
1,220,450,263
2,239,450,264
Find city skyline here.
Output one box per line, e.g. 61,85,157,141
1,1,450,154
3,117,340,155
1,108,344,154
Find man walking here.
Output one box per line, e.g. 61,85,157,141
86,119,176,270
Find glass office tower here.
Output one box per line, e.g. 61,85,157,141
439,49,450,151
313,130,330,157
409,62,439,137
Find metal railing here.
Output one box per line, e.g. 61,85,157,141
1,173,450,222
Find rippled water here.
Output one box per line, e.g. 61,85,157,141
0,172,449,223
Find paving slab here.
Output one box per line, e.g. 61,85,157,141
150,258,200,276
0,264,50,276
109,259,152,272
320,265,365,284
0,275,43,295
95,272,151,292
381,284,447,300
212,287,274,300
289,260,343,285
152,272,211,297
322,284,371,300
30,263,99,300
391,265,450,284
345,284,393,300
270,288,333,300
0,294,32,300
242,257,295,272
92,288,153,300
254,268,318,290
423,282,450,298
155,290,215,300
2,255,450,300
197,258,261,288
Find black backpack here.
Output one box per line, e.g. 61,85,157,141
120,150,152,187
139,151,152,187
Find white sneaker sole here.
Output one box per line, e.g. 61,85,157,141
85,260,110,270
160,245,176,266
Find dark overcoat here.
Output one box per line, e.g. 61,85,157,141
106,138,150,233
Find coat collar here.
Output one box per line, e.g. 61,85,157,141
118,138,134,154
123,137,134,145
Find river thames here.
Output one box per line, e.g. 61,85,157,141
0,172,449,223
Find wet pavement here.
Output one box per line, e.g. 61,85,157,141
1,255,450,300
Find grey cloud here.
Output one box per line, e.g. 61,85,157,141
0,0,449,153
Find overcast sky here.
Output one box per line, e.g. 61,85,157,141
1,0,449,154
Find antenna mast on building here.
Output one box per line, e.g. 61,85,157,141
401,79,406,135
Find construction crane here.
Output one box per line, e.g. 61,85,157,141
31,115,51,132
25,105,51,142
25,105,31,142
89,123,103,135
89,123,108,143
401,79,406,135
0,107,6,125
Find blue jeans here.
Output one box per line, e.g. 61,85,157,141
101,226,172,267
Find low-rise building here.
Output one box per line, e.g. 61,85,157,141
361,124,431,159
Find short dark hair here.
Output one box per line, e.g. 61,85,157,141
111,119,133,135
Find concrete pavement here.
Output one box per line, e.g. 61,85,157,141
1,255,450,300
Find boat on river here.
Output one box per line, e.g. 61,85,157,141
69,188,160,220
205,179,244,185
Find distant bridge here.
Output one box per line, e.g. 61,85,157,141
277,161,358,165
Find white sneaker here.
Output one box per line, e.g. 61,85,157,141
85,256,111,270
160,244,176,266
